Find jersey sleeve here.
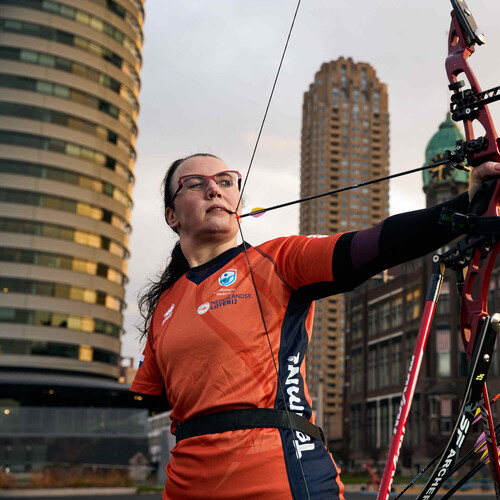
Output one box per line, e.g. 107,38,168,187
130,332,164,396
330,191,471,294
265,233,343,290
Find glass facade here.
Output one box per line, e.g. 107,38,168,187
0,101,136,155
0,160,132,208
0,0,142,63
0,406,147,436
0,336,120,362
0,0,142,378
0,18,140,86
0,123,134,181
0,73,137,134
1,217,129,258
0,248,126,285
0,46,138,109
0,406,149,472
1,277,124,311
0,189,130,233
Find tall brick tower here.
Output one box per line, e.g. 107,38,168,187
300,57,390,442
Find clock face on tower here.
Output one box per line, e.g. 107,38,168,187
428,153,454,183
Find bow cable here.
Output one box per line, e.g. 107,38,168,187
232,0,313,498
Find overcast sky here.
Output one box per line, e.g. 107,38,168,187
121,0,500,365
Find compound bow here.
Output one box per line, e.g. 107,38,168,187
378,1,500,498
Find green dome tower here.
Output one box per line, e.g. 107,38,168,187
423,113,469,206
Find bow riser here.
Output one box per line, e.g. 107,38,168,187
461,240,500,359
445,6,500,362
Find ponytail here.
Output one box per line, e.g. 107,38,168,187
137,241,189,340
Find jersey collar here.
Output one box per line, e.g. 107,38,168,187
186,242,251,284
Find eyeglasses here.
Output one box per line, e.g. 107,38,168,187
170,170,242,206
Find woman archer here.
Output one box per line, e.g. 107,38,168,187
131,152,500,499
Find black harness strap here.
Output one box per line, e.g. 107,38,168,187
175,408,328,447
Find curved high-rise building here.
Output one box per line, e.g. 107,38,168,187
0,0,144,379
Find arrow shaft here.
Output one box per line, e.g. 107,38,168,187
238,160,460,219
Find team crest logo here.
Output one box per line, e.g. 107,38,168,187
197,302,210,315
162,304,175,325
219,269,237,287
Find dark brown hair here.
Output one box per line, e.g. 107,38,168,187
137,153,220,339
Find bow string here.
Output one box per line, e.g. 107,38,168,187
233,1,315,498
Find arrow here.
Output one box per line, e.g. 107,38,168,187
395,393,500,499
237,160,467,220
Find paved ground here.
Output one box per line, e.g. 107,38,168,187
0,490,496,499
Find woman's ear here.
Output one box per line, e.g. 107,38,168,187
165,207,179,230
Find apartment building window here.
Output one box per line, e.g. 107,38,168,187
0,159,132,208
351,349,363,393
351,307,363,341
1,277,124,311
380,300,391,331
0,189,130,233
391,339,402,385
406,394,420,447
0,338,118,364
0,248,126,285
437,329,451,377
0,307,120,338
406,330,418,369
392,296,403,327
367,402,377,448
406,286,421,321
379,342,389,387
351,404,362,450
380,400,390,447
361,68,367,90
368,346,377,390
368,304,378,336
430,397,453,435
440,398,453,435
438,292,450,315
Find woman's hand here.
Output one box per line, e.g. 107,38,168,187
469,161,500,201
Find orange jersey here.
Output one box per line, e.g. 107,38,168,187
132,236,345,499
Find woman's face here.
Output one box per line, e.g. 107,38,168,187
165,156,242,243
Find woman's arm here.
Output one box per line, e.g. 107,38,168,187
331,192,468,293
330,161,500,293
